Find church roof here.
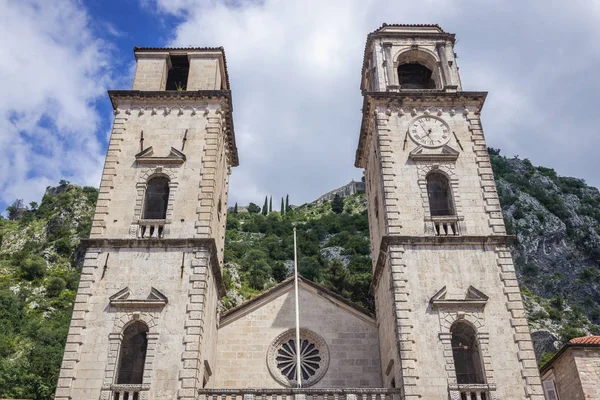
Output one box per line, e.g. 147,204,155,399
220,275,375,323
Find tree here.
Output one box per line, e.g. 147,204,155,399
248,202,261,214
59,179,70,186
262,196,268,215
233,203,238,214
269,196,272,213
285,194,290,212
280,197,284,214
6,199,26,220
331,194,344,214
29,202,38,211
299,256,321,281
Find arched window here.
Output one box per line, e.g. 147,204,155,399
117,322,148,384
451,322,485,385
398,63,436,89
427,173,454,216
143,177,170,219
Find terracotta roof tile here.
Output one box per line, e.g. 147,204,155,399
569,336,600,345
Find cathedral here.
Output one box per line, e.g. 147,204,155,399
54,24,546,400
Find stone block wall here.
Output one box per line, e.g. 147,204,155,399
55,246,219,400
575,348,600,399
214,283,382,389
90,99,231,248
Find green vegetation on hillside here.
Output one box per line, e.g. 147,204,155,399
223,193,373,311
0,184,97,399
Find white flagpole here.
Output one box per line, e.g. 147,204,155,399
293,227,302,388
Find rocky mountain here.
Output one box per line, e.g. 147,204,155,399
1,150,599,397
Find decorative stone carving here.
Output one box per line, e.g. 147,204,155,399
267,328,329,387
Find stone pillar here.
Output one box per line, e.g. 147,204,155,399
187,52,223,91
436,43,452,89
132,52,170,91
382,42,397,88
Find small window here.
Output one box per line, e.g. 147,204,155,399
451,322,485,385
166,55,189,91
427,173,454,216
117,322,149,384
542,380,559,400
398,63,436,89
143,177,170,219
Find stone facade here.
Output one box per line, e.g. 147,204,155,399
55,24,550,400
55,47,237,400
214,278,382,389
356,25,544,399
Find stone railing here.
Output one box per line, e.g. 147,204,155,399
429,216,460,236
450,384,495,400
137,219,166,239
111,384,149,400
198,388,402,400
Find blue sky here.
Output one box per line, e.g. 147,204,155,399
2,0,600,211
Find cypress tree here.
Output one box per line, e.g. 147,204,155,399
332,194,344,214
280,197,284,214
285,194,290,212
234,202,238,214
269,196,272,213
262,196,268,215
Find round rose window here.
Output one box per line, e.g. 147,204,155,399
267,329,329,387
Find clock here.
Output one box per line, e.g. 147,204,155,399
408,116,451,147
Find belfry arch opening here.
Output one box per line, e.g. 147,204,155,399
117,322,149,385
396,50,441,89
426,172,454,216
451,321,485,386
143,176,170,220
398,63,435,89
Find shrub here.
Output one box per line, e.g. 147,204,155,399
19,256,46,281
46,277,66,297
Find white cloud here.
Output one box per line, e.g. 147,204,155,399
0,0,112,206
148,1,600,205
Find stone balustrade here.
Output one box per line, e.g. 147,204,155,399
198,388,402,400
111,384,148,400
137,219,166,238
450,384,495,400
430,216,460,236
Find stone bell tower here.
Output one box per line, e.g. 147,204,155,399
55,47,238,400
356,25,544,400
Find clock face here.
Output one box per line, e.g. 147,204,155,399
408,116,451,147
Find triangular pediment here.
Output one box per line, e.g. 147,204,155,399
465,285,489,301
148,287,168,302
109,287,131,301
109,287,168,308
135,146,186,164
220,276,375,327
430,285,488,307
409,144,460,161
135,146,154,158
